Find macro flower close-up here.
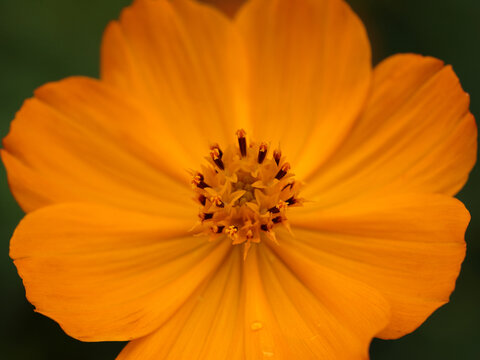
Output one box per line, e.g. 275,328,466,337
0,0,478,359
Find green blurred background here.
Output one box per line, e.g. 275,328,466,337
0,0,478,358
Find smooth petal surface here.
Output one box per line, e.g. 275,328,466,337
304,54,477,204
1,77,193,214
117,248,244,360
10,203,231,341
290,193,469,338
236,0,372,177
101,0,248,154
118,245,389,360
241,245,389,360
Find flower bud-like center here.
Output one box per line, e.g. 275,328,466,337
191,130,303,259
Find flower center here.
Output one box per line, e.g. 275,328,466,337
191,130,303,259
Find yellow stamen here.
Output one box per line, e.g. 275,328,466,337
210,195,224,208
225,225,238,238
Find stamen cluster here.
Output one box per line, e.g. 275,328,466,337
191,130,303,258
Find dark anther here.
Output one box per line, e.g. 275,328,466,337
275,163,290,180
198,194,207,206
227,226,239,234
268,206,280,214
285,196,296,206
273,149,281,165
236,129,247,157
258,143,267,164
272,216,282,224
193,173,210,189
214,159,224,170
282,182,294,191
210,145,224,170
202,212,214,221
198,181,209,189
214,225,225,234
261,224,269,231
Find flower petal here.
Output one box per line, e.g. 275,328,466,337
117,245,389,359
117,247,244,360
289,193,468,338
242,245,389,359
236,0,372,176
202,0,244,17
2,77,192,214
101,0,248,151
304,54,477,204
10,203,231,341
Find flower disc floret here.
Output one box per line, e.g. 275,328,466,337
191,130,303,258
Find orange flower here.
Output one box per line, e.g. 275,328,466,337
2,0,477,359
